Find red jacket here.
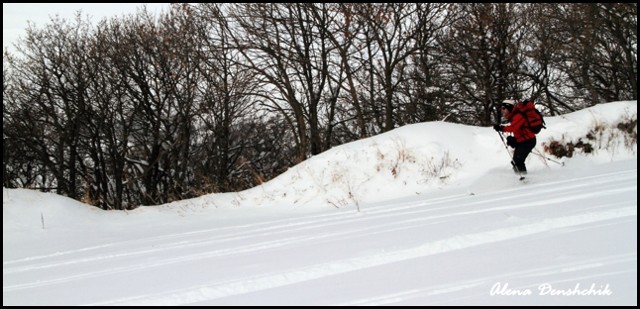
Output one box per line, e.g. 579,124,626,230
503,111,536,142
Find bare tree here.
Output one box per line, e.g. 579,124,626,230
188,4,260,191
439,4,525,125
230,3,338,161
6,14,98,199
350,4,429,131
555,4,637,105
516,4,575,115
4,54,48,190
397,3,453,124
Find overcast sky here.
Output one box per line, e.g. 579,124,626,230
3,3,169,52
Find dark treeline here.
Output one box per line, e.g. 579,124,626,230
3,4,637,209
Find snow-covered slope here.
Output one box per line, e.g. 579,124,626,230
3,101,637,305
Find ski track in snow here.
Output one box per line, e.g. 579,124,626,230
86,206,636,305
3,167,636,305
4,168,633,267
341,253,636,306
4,169,634,277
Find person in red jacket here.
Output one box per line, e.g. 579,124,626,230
493,102,537,174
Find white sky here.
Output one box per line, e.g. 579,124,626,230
3,3,169,52
3,101,637,305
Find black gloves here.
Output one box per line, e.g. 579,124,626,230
506,136,517,148
493,124,503,132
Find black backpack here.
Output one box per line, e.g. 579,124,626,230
514,100,546,134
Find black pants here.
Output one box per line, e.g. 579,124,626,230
512,137,536,173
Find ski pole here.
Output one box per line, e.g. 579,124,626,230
532,148,564,166
497,131,525,180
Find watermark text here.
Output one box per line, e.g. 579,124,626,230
490,282,613,296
